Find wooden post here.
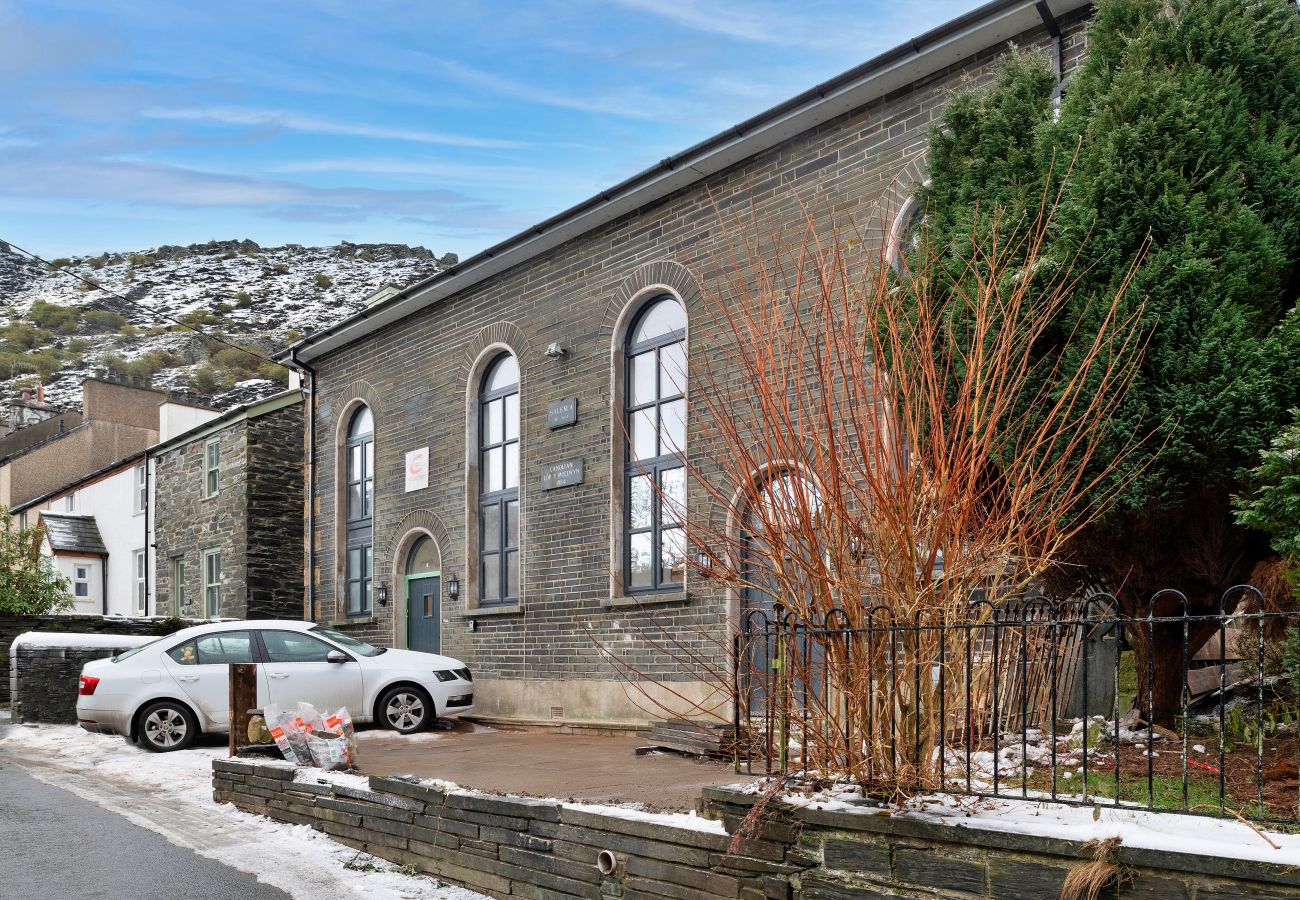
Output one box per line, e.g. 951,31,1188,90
228,663,258,757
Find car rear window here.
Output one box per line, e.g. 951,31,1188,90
113,638,162,663
167,631,255,665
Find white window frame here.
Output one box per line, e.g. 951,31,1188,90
203,548,221,617
134,549,147,615
203,438,220,498
64,493,75,512
134,463,147,515
173,557,186,610
73,564,91,599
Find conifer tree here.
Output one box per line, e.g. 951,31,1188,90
913,0,1300,720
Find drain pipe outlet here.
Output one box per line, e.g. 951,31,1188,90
596,850,618,876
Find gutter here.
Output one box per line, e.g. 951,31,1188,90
278,0,1090,365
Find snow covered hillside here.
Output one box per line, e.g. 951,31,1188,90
0,239,451,410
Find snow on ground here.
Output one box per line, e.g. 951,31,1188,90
753,779,1300,866
0,723,484,900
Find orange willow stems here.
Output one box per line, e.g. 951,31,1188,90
592,178,1148,797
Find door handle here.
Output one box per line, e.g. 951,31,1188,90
268,672,289,679
176,676,199,683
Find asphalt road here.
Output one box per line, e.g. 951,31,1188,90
0,757,290,900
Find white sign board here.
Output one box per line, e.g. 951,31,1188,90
404,447,429,492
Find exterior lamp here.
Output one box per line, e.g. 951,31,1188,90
447,574,460,601
376,582,389,606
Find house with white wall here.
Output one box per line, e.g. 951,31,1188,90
13,398,221,616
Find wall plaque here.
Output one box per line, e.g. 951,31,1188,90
404,447,429,492
541,458,584,490
547,396,578,429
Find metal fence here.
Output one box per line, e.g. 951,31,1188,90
733,586,1300,824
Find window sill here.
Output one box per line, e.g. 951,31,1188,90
455,604,524,619
601,591,689,609
326,615,378,627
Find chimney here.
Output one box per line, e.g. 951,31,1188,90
36,384,44,404
20,387,31,403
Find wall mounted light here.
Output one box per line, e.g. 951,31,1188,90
447,574,460,601
544,341,566,359
376,582,389,606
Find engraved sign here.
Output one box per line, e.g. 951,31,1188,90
541,458,584,490
547,396,578,429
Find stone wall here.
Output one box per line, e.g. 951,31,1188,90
10,641,146,723
154,420,250,618
245,403,305,620
154,402,304,621
302,10,1093,725
214,760,1300,900
0,614,190,705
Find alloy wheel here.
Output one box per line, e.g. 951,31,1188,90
144,708,188,749
385,692,425,730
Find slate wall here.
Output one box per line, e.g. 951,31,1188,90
0,614,190,705
10,643,143,723
245,403,306,620
154,403,304,621
303,10,1094,724
154,420,251,618
214,760,1300,900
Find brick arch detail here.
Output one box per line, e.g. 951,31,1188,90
379,508,451,564
867,152,930,247
459,321,532,377
328,380,384,430
602,259,704,335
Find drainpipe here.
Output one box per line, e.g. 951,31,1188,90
144,451,151,616
1034,1,1064,118
289,349,317,622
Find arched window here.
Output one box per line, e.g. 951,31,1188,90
890,194,928,276
406,535,439,576
478,354,519,605
343,405,374,617
624,295,686,593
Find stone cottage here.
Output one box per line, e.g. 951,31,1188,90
153,390,304,621
278,0,1092,727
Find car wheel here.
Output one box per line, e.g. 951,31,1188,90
138,701,198,752
379,686,433,734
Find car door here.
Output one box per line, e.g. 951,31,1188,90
162,630,267,728
257,629,365,715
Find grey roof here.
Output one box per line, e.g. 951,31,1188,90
39,512,108,556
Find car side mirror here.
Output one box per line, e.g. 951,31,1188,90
326,650,349,664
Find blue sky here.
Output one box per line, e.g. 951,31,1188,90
0,0,976,258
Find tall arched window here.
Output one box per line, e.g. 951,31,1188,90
478,354,519,606
624,295,686,592
343,405,374,616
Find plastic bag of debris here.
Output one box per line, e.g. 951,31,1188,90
305,729,352,771
264,703,309,766
323,707,358,766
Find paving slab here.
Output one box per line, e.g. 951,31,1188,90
354,723,758,811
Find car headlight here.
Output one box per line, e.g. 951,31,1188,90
433,670,457,682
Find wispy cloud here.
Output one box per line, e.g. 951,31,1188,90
0,153,526,231
609,0,793,44
142,106,527,149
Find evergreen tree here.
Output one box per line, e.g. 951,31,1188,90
913,0,1300,720
0,507,73,615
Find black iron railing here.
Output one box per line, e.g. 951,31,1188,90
733,586,1300,824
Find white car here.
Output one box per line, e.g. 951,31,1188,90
76,620,474,752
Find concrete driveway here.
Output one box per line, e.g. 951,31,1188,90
354,722,757,811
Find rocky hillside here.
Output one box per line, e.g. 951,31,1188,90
0,239,451,410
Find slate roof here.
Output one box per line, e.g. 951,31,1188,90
39,512,108,556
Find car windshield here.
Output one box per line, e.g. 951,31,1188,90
112,638,164,662
310,626,385,657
